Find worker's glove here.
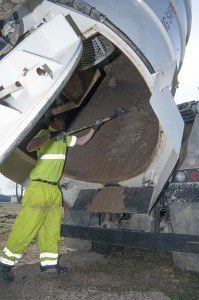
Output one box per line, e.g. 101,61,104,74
109,110,118,120
92,119,104,131
50,131,66,141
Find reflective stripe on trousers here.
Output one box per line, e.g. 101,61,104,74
1,181,62,267
39,252,58,266
0,247,22,266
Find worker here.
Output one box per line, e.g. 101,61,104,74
0,112,103,283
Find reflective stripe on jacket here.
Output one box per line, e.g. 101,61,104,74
30,127,76,182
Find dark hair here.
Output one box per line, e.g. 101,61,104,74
54,115,64,120
47,114,64,124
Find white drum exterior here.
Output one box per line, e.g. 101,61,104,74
85,0,191,70
0,0,192,208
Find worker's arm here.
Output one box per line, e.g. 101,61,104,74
75,119,103,146
27,133,51,152
75,128,95,146
27,119,103,151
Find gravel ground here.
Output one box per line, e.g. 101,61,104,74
0,203,198,300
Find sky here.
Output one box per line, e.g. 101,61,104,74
175,0,199,104
0,0,199,194
0,175,16,195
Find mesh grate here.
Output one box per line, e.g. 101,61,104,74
78,35,115,70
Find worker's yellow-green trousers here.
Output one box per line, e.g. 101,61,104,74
0,181,62,267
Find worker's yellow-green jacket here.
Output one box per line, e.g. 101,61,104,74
31,127,77,182
0,128,76,267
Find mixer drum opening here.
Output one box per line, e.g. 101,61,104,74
65,52,159,184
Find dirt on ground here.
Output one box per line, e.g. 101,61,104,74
0,203,199,300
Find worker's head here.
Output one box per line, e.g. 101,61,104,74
49,114,65,131
43,111,65,130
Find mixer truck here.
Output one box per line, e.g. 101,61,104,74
0,0,198,272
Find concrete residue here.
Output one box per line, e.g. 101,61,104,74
65,53,159,183
86,186,125,213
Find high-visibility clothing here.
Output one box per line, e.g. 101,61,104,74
0,182,62,266
30,127,77,183
0,129,76,267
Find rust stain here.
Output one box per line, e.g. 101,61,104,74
86,186,125,213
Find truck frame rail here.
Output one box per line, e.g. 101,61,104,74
61,224,199,254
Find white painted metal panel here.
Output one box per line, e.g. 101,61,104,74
85,0,191,69
181,114,199,169
0,14,82,164
144,0,183,64
150,85,184,155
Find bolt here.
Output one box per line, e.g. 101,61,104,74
23,68,29,76
37,68,46,76
15,81,21,87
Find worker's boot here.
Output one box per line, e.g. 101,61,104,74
40,264,68,275
0,263,14,283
